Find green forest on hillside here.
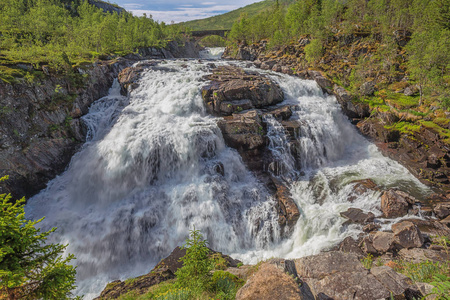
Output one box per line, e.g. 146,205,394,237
0,0,185,81
181,0,295,30
228,0,450,113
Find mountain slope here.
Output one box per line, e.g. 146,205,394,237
181,0,295,31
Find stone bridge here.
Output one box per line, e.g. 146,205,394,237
190,30,230,40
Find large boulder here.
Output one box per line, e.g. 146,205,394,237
236,263,304,300
381,189,412,218
340,208,375,225
202,66,284,116
372,231,395,253
434,202,450,219
294,251,419,299
392,221,424,249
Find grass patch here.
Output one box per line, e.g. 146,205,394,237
420,120,450,142
385,121,421,134
383,90,420,109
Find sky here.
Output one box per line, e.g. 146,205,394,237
111,0,263,23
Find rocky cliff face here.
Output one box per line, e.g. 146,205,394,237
0,42,201,199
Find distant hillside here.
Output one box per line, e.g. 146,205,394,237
181,0,295,31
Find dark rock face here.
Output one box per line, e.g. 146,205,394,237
0,59,132,199
392,221,424,249
201,66,284,116
340,208,375,225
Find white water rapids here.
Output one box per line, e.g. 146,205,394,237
26,52,429,299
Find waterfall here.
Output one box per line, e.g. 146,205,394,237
25,59,429,299
199,47,225,60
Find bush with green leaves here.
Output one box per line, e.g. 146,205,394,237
304,39,323,66
0,175,77,300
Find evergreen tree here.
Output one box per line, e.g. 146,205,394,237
0,176,77,300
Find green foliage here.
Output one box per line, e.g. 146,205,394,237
181,0,295,31
304,39,323,66
175,227,213,294
361,253,374,269
430,274,450,299
0,0,186,69
0,175,77,299
211,271,244,300
199,35,226,47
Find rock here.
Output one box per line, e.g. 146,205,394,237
404,85,419,96
441,215,450,227
260,60,277,70
381,189,411,218
217,110,265,151
273,177,300,228
359,81,375,96
333,85,370,119
359,235,378,254
392,221,424,249
338,236,365,257
371,266,421,299
308,71,332,94
235,263,303,300
363,223,381,233
225,265,253,281
295,251,391,300
372,231,395,253
398,248,450,264
403,219,450,239
347,179,379,202
267,106,292,121
281,66,294,75
340,208,375,224
272,64,282,72
415,282,437,300
434,202,450,219
202,66,284,116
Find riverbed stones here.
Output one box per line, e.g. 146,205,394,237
201,66,283,116
434,202,450,219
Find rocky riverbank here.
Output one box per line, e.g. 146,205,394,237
223,37,450,194
0,41,201,199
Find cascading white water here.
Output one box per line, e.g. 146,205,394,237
25,56,429,299
199,47,225,60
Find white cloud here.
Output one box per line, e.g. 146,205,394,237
201,2,217,5
123,3,144,9
130,4,239,23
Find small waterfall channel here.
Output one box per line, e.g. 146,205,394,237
25,50,429,299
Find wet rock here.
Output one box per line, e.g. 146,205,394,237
308,71,332,94
340,208,375,224
281,66,294,75
260,60,277,70
372,231,395,253
272,177,300,228
392,221,424,249
266,106,292,121
202,66,284,116
381,189,410,218
363,223,381,233
434,202,450,219
217,110,265,151
235,263,303,300
118,62,157,93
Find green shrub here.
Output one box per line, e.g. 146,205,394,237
175,228,213,294
0,175,77,299
304,39,323,66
